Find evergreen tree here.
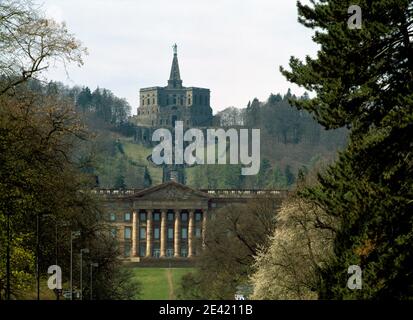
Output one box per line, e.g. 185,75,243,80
281,0,413,299
77,86,92,112
284,165,296,187
143,167,152,188
256,159,272,188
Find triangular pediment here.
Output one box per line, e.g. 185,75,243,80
131,181,210,200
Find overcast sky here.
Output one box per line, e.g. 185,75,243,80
41,0,318,115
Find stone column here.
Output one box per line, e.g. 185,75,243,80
160,210,167,258
132,211,138,257
188,211,195,258
174,211,180,258
145,210,153,258
202,210,207,248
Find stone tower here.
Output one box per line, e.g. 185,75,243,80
135,45,213,129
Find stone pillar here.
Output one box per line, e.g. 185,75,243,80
188,211,195,258
202,210,207,248
174,211,180,258
160,210,167,258
132,211,138,257
145,210,153,258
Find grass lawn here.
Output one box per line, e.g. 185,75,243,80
132,268,195,300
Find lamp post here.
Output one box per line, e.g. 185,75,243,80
90,263,99,300
36,213,40,300
5,212,11,300
36,214,58,300
80,248,89,300
70,231,81,300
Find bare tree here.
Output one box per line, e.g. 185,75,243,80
0,0,86,96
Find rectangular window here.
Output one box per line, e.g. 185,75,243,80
111,228,117,238
195,212,202,222
124,227,131,240
167,213,174,221
181,227,188,239
139,243,146,257
195,227,201,238
181,213,188,222
124,243,131,258
153,213,160,221
168,228,174,240
140,227,146,240
139,212,146,222
124,212,131,222
154,227,160,240
180,247,188,258
109,213,116,222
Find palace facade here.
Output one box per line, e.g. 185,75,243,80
97,181,288,263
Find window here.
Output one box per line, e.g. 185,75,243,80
139,212,146,222
168,228,174,240
181,213,188,222
180,247,188,257
109,213,116,222
139,243,146,257
181,227,188,239
111,228,117,238
195,227,201,238
188,97,191,105
124,243,131,258
124,227,131,240
147,98,150,105
124,213,131,222
153,213,160,221
168,212,174,221
195,212,202,222
154,227,160,240
139,227,146,240
153,248,160,258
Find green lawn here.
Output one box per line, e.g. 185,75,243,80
132,268,195,300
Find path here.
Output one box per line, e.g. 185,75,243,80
166,268,175,300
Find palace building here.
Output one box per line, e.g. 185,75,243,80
97,181,288,264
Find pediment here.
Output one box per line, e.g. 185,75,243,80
131,181,210,201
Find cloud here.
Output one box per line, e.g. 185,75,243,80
41,0,319,114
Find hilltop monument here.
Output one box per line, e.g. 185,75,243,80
134,44,213,129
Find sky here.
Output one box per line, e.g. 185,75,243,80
41,0,318,115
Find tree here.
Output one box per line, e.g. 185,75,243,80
0,0,86,96
256,159,272,187
281,0,413,299
251,196,336,300
284,165,296,187
0,1,140,300
179,197,278,299
143,167,152,188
